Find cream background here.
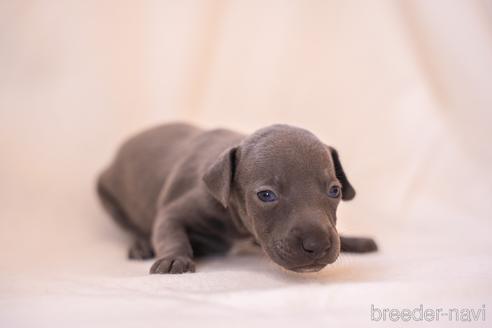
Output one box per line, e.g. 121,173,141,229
1,1,492,327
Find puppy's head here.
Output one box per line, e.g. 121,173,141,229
203,125,355,272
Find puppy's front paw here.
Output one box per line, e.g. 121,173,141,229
341,236,378,253
149,256,195,274
355,238,378,253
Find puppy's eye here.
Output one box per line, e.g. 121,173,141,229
257,190,278,202
328,185,340,198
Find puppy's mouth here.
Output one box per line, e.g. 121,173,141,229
289,262,328,273
266,247,337,273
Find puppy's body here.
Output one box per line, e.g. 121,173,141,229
98,123,377,274
98,124,247,257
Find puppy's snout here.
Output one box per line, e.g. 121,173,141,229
301,235,331,259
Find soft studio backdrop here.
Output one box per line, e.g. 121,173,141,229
1,1,491,327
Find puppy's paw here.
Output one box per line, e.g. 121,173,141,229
128,239,155,260
355,238,378,253
149,256,195,274
340,236,378,253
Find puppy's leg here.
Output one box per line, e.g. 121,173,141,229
98,175,154,260
128,238,155,260
150,211,195,274
340,235,378,253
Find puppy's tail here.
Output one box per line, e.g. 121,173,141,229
96,169,148,240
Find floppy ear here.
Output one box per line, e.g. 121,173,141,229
202,146,238,208
328,146,356,201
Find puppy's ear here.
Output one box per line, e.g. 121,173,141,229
203,146,238,207
328,146,356,201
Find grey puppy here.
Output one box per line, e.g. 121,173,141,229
97,123,377,274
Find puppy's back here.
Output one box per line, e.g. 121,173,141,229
98,123,203,234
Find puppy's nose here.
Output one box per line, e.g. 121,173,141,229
301,235,331,258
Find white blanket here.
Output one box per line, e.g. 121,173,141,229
1,115,491,327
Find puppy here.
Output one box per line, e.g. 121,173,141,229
97,123,377,274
